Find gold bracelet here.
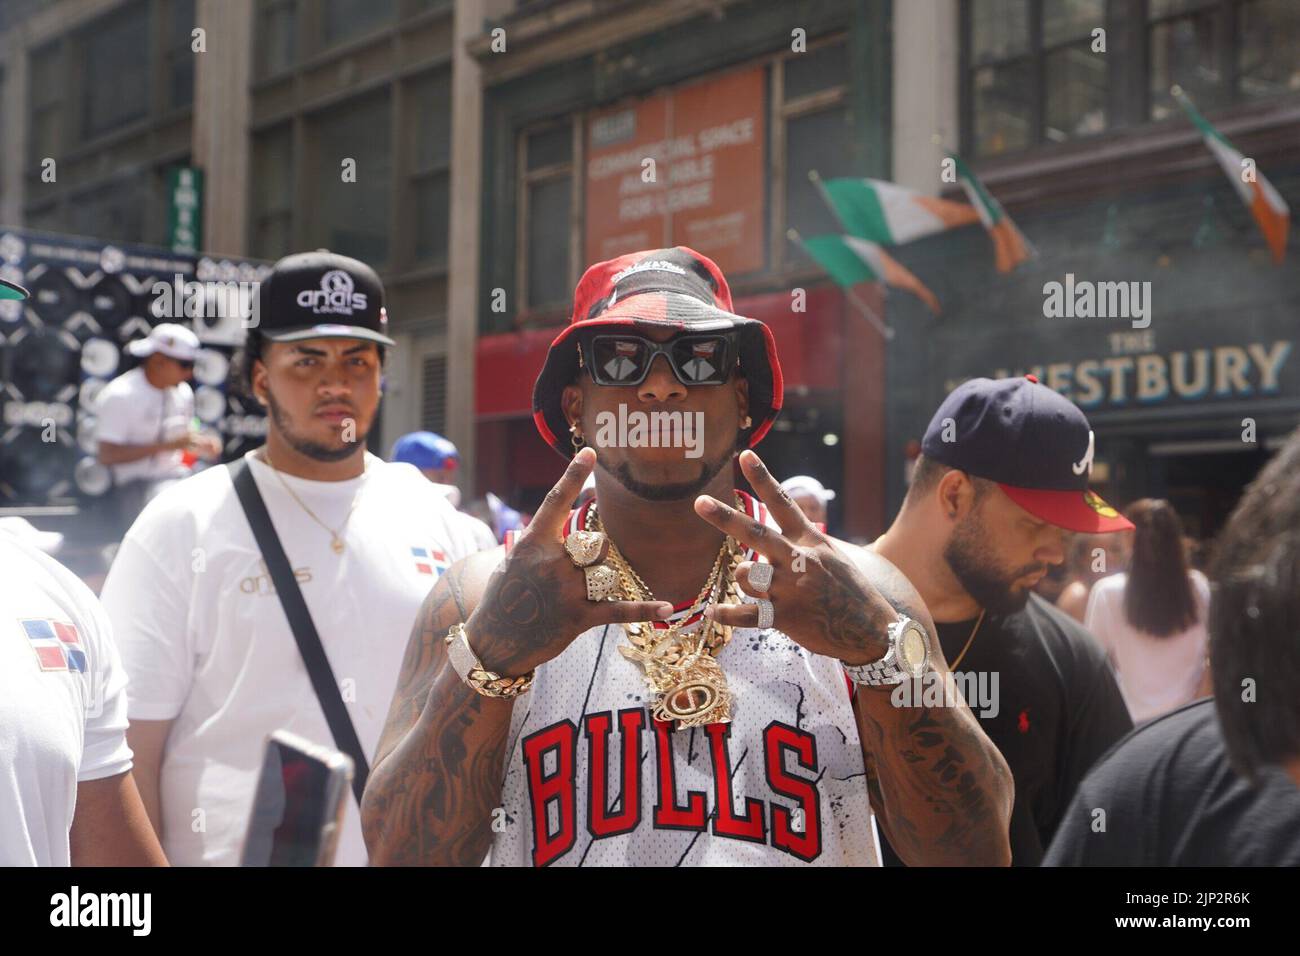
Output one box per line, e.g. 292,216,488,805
444,622,535,699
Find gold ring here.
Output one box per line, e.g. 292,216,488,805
565,530,609,568
584,563,619,602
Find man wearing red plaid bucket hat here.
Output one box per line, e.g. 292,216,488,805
364,247,1013,867
873,375,1136,866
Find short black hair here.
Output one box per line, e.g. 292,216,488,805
904,454,994,506
1210,425,1300,782
228,332,387,401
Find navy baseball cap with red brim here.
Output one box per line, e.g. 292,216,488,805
0,278,29,300
921,375,1134,534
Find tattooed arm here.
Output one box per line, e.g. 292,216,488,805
844,545,1014,867
361,550,510,866
697,451,1013,867
362,449,674,866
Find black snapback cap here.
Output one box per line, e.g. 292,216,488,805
255,250,394,346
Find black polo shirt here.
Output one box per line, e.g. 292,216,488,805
878,593,1133,866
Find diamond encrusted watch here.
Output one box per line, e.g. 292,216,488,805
842,616,931,687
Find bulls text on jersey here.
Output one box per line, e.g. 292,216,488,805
520,710,823,866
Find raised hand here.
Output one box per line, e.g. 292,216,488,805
694,449,899,665
466,447,673,676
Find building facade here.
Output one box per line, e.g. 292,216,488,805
466,0,894,537
889,0,1300,540
0,0,461,474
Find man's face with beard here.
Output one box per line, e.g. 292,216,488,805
944,480,1068,614
561,324,749,502
252,338,382,462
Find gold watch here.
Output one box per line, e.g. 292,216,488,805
445,622,534,699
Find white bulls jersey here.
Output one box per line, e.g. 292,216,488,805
490,492,879,867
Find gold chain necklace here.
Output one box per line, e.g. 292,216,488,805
587,498,744,728
263,449,365,554
948,609,986,671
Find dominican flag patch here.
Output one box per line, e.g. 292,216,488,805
411,546,449,577
22,618,86,673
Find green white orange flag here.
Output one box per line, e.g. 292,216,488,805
1173,86,1289,264
947,151,1034,273
819,177,981,245
800,233,941,314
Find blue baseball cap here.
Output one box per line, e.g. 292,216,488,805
391,431,460,471
921,375,1133,533
1,278,29,300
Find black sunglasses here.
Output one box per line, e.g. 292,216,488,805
174,358,195,370
577,331,738,387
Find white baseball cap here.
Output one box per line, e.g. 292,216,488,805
780,475,836,502
126,323,200,362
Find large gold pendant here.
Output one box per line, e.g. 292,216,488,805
652,654,733,729
331,536,344,554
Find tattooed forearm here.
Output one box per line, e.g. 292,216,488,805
362,557,516,866
855,687,1013,866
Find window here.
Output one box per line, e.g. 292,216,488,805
309,92,392,266
518,121,574,311
67,173,150,245
1238,0,1300,99
321,0,397,49
964,0,1107,157
964,0,1299,156
256,0,298,79
779,38,855,268
421,354,448,433
1149,0,1229,119
251,124,295,260
408,70,452,266
28,40,62,167
165,0,197,110
81,1,151,139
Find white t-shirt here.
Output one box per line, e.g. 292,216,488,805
417,473,499,550
0,535,133,866
490,494,879,867
93,367,195,484
1084,570,1211,725
99,450,485,866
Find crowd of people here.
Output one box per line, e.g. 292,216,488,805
1,247,1297,868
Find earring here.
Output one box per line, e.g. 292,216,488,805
740,415,753,429
570,423,585,452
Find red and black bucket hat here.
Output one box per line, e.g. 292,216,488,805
532,246,784,458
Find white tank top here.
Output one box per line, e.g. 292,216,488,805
489,493,879,866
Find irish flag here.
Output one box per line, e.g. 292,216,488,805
1174,87,1289,263
820,177,981,245
801,233,941,314
947,151,1034,273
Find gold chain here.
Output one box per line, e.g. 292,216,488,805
585,497,746,727
262,449,365,555
948,609,986,671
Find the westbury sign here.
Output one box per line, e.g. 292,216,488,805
945,332,1293,411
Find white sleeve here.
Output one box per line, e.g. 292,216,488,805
93,386,136,445
79,599,135,782
99,533,195,721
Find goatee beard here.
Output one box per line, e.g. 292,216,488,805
608,449,732,502
266,391,367,463
944,512,1042,616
